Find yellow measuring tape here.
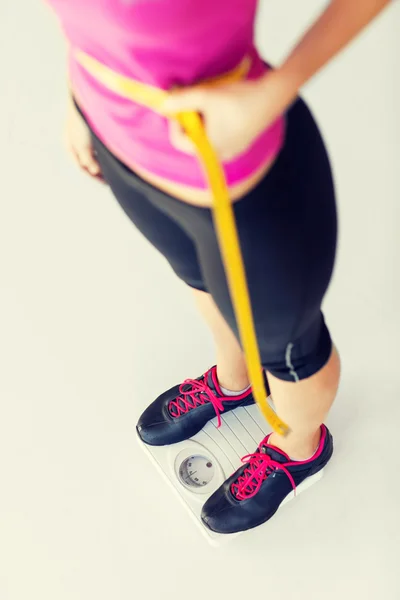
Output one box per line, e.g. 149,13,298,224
75,50,290,437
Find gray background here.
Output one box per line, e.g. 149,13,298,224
0,1,399,599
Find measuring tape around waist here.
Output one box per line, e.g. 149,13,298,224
75,50,290,437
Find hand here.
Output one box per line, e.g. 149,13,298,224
162,71,295,162
64,96,104,181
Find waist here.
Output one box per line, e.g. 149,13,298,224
70,54,286,203
107,144,280,206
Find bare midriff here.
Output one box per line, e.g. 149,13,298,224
100,136,276,207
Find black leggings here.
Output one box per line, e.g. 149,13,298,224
84,98,337,381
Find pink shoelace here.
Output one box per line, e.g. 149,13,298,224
231,440,297,501
168,373,225,427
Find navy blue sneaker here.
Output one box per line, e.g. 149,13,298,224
201,425,333,534
136,366,260,446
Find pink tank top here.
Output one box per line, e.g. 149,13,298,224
49,0,285,188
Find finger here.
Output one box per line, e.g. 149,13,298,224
161,88,207,115
78,146,101,176
66,143,86,171
63,132,86,166
64,134,79,161
168,120,196,155
94,172,107,184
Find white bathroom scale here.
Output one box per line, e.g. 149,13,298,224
137,402,323,546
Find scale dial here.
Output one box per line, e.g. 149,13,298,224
178,454,215,489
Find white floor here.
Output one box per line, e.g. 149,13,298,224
1,2,400,599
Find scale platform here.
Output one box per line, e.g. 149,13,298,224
137,403,323,546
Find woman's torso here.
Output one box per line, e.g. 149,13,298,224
50,0,285,205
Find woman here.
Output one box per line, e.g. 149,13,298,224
49,0,391,534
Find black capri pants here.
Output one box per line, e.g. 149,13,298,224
82,97,337,382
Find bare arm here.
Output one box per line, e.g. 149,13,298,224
163,0,394,159
64,95,103,180
257,0,393,115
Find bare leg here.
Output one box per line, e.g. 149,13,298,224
192,290,339,459
267,347,340,459
192,289,249,391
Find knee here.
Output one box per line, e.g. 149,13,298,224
261,314,334,383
